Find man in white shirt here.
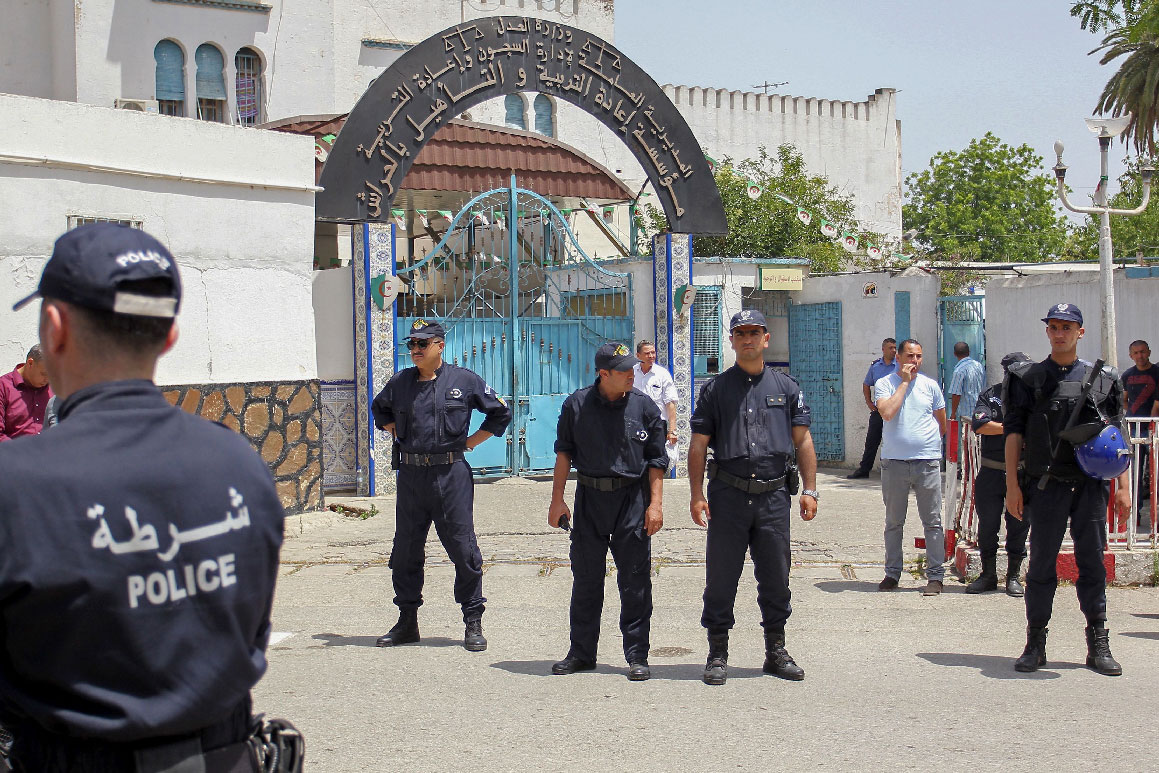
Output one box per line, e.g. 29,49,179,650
874,339,948,596
633,341,679,460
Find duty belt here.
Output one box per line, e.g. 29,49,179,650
979,458,1007,471
708,462,786,494
576,473,641,492
399,451,462,466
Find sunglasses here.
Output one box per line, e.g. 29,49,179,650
406,339,434,350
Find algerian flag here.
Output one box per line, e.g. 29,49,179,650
417,212,429,228
746,179,763,200
893,252,910,261
841,232,859,252
866,244,882,259
774,193,794,205
706,155,718,174
796,208,812,226
472,212,489,226
819,219,838,238
393,210,407,231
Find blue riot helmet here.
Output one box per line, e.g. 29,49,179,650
1074,425,1132,480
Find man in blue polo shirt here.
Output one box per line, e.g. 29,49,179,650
848,338,898,479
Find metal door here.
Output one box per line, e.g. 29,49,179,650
394,177,632,476
789,301,844,461
938,296,985,390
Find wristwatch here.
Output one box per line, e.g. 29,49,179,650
801,489,820,500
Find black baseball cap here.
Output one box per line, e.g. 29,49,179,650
13,223,181,318
406,319,446,340
1041,303,1083,326
595,342,638,372
729,309,767,330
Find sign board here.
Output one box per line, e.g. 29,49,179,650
759,267,803,291
862,282,878,298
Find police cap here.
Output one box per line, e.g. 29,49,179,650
1041,303,1083,326
595,341,638,372
407,319,446,340
1000,351,1032,371
13,223,182,318
729,309,767,331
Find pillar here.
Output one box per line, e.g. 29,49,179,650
653,232,694,478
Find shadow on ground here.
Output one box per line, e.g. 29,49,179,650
489,660,766,681
312,633,463,648
915,652,1087,679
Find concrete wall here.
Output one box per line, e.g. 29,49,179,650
984,271,1159,383
313,267,355,381
0,93,318,385
792,270,940,466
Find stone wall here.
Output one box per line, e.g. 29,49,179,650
161,380,323,514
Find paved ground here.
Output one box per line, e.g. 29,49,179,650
260,469,1159,772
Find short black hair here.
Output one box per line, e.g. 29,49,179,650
953,341,970,357
26,344,43,361
1129,339,1150,351
636,340,655,354
882,337,896,345
65,278,174,356
898,338,922,354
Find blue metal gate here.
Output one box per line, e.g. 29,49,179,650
938,296,985,391
789,301,844,461
394,177,632,476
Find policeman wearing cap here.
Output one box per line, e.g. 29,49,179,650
1004,303,1132,675
2,223,288,771
372,319,511,652
688,309,819,685
965,352,1032,596
548,342,667,681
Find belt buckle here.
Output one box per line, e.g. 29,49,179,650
420,454,431,466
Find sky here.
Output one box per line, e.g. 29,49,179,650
614,0,1135,226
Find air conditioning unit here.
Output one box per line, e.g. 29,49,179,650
114,98,159,113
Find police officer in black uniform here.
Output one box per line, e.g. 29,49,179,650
372,319,511,652
548,342,667,681
688,310,819,686
1004,303,1132,676
965,352,1032,596
2,224,287,771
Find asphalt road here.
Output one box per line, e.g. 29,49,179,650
259,469,1159,772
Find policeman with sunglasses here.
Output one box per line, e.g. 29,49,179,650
371,319,511,652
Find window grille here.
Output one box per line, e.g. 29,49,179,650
533,94,554,137
504,94,526,130
234,47,262,126
154,40,185,117
67,216,143,230
195,44,226,122
692,285,722,377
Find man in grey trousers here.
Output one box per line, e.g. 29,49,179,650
873,338,948,595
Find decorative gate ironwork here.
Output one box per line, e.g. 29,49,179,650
394,177,632,475
938,296,985,391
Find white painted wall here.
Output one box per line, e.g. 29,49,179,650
313,267,355,381
984,271,1159,384
792,270,940,466
0,93,317,385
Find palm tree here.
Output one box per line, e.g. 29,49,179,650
1092,3,1159,154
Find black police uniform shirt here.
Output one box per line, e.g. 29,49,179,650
1004,358,1124,480
554,381,668,478
0,380,284,743
971,383,1007,463
1122,364,1159,419
691,364,811,480
372,363,511,453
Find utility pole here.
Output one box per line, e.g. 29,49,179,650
752,81,788,95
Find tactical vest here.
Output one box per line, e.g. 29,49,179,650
1006,360,1119,478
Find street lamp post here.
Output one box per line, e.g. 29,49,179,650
1053,115,1154,369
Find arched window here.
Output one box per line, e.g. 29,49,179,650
154,40,185,117
234,46,263,126
533,94,554,138
194,44,226,122
504,94,526,130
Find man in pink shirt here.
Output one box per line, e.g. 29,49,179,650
0,345,53,440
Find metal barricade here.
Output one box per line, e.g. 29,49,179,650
947,416,1159,551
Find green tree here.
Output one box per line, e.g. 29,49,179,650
1070,1,1145,34
1068,158,1159,257
639,144,859,273
903,133,1068,262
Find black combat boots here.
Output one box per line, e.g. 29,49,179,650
1014,625,1047,672
375,608,420,647
464,617,487,652
965,555,998,594
1005,555,1025,598
702,631,728,686
763,630,805,681
1085,623,1122,676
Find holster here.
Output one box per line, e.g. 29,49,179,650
786,464,800,495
